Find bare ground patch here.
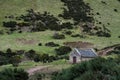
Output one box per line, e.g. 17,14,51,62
16,38,38,45
26,65,52,76
64,41,94,48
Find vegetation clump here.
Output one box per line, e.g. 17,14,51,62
0,68,29,80
52,32,65,39
45,42,59,47
59,0,111,37
55,46,72,55
64,30,72,35
0,48,23,67
52,56,120,80
38,43,42,46
3,9,74,33
114,9,118,12
71,34,80,37
60,0,94,23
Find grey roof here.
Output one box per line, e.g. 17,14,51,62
75,48,97,58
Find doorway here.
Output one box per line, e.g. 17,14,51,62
73,56,77,63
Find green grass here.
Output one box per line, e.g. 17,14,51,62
0,30,119,53
85,0,120,37
0,59,71,71
0,61,43,71
0,0,63,26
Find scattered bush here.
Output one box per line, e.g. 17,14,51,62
0,49,24,66
3,21,17,28
61,22,73,29
0,56,9,65
101,1,107,5
71,34,80,37
96,31,111,37
38,43,42,46
64,30,72,35
10,55,22,67
18,30,22,33
45,42,59,47
25,49,36,60
60,0,94,23
114,9,118,12
55,46,72,55
34,54,58,63
96,12,100,15
99,22,102,24
81,24,93,34
107,23,110,25
3,9,74,33
96,26,111,37
0,48,68,66
52,33,65,39
0,68,29,80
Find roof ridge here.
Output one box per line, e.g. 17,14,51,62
74,48,81,56
91,48,98,56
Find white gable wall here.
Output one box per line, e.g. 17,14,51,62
69,49,81,63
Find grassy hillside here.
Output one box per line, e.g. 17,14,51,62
0,0,63,26
85,0,120,37
0,0,119,54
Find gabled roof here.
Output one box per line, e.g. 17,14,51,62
74,48,98,58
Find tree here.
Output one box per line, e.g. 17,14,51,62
0,68,29,80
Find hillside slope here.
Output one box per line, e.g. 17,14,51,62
0,0,119,53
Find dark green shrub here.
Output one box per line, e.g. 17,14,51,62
118,36,120,38
118,0,120,2
96,31,111,37
38,43,42,46
71,34,80,37
55,46,72,55
10,55,22,67
3,21,17,28
114,9,118,12
25,49,36,60
0,56,9,65
0,68,28,80
34,54,41,62
64,30,72,35
61,22,73,29
52,56,120,80
53,33,65,39
101,1,107,5
45,42,59,47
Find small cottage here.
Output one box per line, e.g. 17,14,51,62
69,48,98,63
